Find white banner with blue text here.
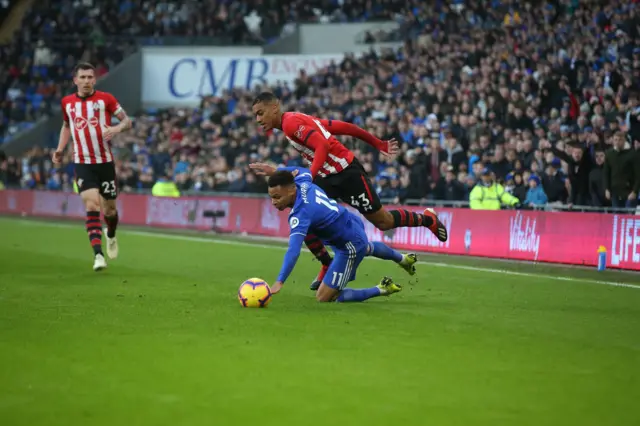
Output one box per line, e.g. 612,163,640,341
141,50,344,107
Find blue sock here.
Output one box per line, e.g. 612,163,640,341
368,242,403,263
336,287,381,302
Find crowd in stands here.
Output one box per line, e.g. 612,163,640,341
1,0,640,210
0,0,393,143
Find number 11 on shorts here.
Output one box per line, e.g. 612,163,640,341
332,272,344,285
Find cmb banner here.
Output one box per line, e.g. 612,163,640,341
142,49,343,106
1,190,639,271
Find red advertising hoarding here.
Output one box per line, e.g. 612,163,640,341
1,190,638,271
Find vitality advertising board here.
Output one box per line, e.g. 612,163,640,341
2,190,638,271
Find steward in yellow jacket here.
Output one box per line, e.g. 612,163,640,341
469,168,520,210
152,176,181,198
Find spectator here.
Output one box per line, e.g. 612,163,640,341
227,169,246,193
436,165,467,202
46,170,62,191
0,149,6,187
625,92,640,143
541,138,595,206
213,172,230,192
244,171,267,194
589,149,607,207
543,159,568,204
469,167,520,210
524,175,548,208
444,137,465,172
505,172,528,203
33,40,53,67
425,138,446,184
513,173,528,202
400,149,427,201
5,0,397,140
151,174,180,198
7,0,640,215
490,145,511,180
604,132,640,209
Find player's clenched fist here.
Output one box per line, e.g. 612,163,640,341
52,150,64,164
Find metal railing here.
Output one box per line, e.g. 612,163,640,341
379,198,639,215
5,185,637,215
31,33,263,48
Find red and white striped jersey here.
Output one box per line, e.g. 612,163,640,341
281,112,354,178
61,91,123,164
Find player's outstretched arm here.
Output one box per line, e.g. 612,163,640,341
249,162,277,176
277,167,313,182
319,119,398,155
273,233,305,294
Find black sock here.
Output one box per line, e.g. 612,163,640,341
389,209,434,228
104,212,119,238
85,211,103,255
304,234,333,266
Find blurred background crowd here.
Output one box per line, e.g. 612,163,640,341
1,0,639,210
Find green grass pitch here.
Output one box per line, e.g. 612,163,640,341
0,216,639,426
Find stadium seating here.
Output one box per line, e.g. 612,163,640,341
1,0,639,210
0,1,20,27
0,0,410,144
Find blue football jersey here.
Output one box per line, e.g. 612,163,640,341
284,167,366,249
275,166,369,284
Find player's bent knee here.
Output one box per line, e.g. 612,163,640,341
103,207,117,217
83,199,101,212
375,222,392,231
316,284,338,302
102,201,117,216
316,293,336,303
81,189,101,209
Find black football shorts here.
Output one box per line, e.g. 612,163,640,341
74,162,118,200
313,158,382,215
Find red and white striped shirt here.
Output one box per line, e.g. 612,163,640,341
281,112,354,178
61,91,123,164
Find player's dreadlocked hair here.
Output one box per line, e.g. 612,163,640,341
267,170,295,187
253,91,278,105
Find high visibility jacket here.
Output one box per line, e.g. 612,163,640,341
469,183,519,210
152,180,180,198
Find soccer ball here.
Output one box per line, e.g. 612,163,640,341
238,278,272,308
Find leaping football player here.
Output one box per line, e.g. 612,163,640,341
250,92,447,291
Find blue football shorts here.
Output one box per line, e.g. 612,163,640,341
324,214,369,290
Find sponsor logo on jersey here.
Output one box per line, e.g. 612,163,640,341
290,217,300,229
74,116,99,131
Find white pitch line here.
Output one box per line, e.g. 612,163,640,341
8,218,640,290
